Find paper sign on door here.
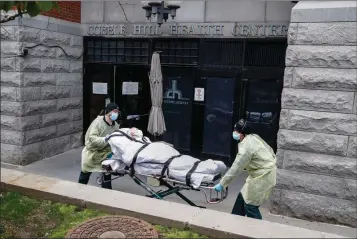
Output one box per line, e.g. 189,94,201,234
194,88,204,101
93,82,107,95
122,82,139,95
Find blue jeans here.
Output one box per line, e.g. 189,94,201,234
231,192,262,220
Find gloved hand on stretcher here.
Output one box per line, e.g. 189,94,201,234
213,183,223,192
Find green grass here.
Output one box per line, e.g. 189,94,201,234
154,225,207,239
0,191,207,239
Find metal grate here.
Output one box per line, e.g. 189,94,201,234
86,39,149,64
244,41,287,67
200,39,244,67
153,39,199,66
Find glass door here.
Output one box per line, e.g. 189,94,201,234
161,67,195,152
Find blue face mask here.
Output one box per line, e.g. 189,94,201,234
232,132,240,141
110,112,119,121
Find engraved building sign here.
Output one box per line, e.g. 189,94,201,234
86,23,289,38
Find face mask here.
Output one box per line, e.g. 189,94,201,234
232,132,240,141
110,112,118,121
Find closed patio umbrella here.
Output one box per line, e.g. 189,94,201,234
147,52,166,136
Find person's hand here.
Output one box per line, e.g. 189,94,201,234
213,183,223,192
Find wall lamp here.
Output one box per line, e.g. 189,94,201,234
142,1,181,25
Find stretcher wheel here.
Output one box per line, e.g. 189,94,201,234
209,198,220,203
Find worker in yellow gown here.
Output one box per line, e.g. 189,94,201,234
78,103,120,189
214,118,277,219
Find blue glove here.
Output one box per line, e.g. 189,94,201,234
107,152,113,159
213,183,223,192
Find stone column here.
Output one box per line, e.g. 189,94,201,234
270,2,357,227
1,16,83,165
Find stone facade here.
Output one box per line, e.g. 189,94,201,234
1,17,83,165
270,2,357,227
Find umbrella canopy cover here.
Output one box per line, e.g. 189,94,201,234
147,52,166,136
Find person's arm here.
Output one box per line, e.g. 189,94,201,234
86,124,108,151
220,139,253,188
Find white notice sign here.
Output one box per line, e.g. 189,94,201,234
93,82,107,95
122,82,139,95
194,88,204,101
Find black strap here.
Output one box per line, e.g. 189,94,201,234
185,161,202,187
160,154,182,178
107,130,151,175
130,143,150,175
108,130,146,144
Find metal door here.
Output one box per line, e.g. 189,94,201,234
114,65,151,134
202,77,236,157
190,69,241,165
241,69,284,152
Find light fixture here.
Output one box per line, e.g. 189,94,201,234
148,2,161,15
142,1,181,25
167,5,180,19
142,5,152,19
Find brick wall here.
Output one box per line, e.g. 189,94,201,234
41,1,81,23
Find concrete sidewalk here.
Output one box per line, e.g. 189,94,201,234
1,148,356,238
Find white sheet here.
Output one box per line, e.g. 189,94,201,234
106,128,227,188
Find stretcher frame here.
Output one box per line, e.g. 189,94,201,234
96,168,228,209
98,129,228,208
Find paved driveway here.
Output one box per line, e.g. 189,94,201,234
2,148,355,237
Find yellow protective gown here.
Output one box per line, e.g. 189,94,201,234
220,134,277,206
81,116,120,173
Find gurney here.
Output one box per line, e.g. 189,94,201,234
96,128,228,208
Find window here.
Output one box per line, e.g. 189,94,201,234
200,39,287,68
153,39,199,66
244,41,287,67
201,39,244,67
86,39,149,64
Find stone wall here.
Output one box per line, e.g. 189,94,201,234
81,1,295,24
270,2,357,227
1,16,83,165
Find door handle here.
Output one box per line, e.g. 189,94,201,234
207,114,216,122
